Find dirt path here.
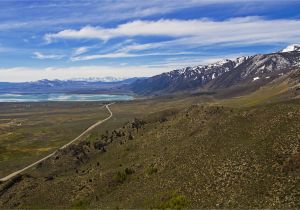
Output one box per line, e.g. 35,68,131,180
0,103,114,182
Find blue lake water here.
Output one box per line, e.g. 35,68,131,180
0,93,134,102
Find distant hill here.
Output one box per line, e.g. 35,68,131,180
0,77,146,94
130,45,300,95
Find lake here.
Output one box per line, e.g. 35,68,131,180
0,93,134,102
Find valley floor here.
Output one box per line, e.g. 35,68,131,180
0,102,110,178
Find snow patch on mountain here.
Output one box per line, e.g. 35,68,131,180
253,77,260,81
234,56,250,67
281,44,300,53
70,76,128,82
165,45,300,84
130,45,300,95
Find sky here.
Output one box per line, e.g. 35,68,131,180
0,0,300,82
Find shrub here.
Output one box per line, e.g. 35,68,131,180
128,132,133,140
125,167,135,175
147,167,158,175
115,167,135,183
70,200,88,209
115,171,127,183
167,195,187,209
158,194,188,210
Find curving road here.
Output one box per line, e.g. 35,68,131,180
0,102,115,182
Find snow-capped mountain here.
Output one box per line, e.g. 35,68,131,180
130,45,300,95
130,58,240,94
281,44,300,53
71,77,128,83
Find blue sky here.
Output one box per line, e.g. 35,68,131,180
0,0,300,82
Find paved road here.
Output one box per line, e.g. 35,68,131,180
0,103,114,182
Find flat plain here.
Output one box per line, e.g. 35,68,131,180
0,102,108,178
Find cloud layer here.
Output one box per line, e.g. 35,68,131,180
1,1,300,82
45,17,300,46
33,52,65,60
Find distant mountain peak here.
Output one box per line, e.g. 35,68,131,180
234,56,251,67
281,44,300,53
70,76,128,82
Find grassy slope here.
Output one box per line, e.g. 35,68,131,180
214,71,299,107
86,100,300,209
216,82,291,107
0,98,299,209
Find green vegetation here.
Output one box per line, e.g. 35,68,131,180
157,193,188,209
217,82,291,107
0,91,299,209
146,167,158,175
69,200,88,210
115,168,135,183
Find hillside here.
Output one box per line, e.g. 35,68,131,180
0,98,299,209
130,48,300,95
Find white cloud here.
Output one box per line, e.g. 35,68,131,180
71,52,138,61
1,0,250,31
73,47,89,56
0,51,253,82
118,43,155,52
145,53,249,69
71,51,197,61
45,17,300,46
33,52,65,60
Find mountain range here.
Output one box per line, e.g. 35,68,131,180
130,44,300,95
1,44,299,98
0,77,143,94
